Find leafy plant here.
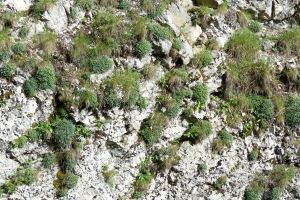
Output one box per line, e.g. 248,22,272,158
148,6,164,19
248,151,258,161
70,7,78,19
248,21,263,33
24,78,39,97
184,120,212,142
75,125,89,138
63,173,79,189
35,64,56,91
193,50,213,67
13,42,26,55
0,47,10,62
19,27,30,38
245,187,262,200
269,188,281,200
198,163,207,172
89,56,113,74
192,84,209,107
75,89,98,108
75,0,94,10
135,40,152,58
148,23,169,40
173,38,182,51
286,96,300,126
43,154,57,168
53,119,75,148
117,0,130,10
0,63,15,77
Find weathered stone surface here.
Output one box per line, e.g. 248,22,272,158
2,0,32,11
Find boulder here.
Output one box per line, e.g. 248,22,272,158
2,0,32,11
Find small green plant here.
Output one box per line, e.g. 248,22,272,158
148,23,170,40
89,56,113,74
117,0,130,10
57,188,67,197
102,163,109,171
62,150,78,172
75,124,89,137
269,188,281,200
248,151,258,161
219,130,233,145
198,163,207,172
24,78,39,97
27,129,41,141
140,112,169,146
192,84,209,107
53,119,75,148
184,120,212,142
19,27,30,38
74,89,99,108
193,50,213,66
133,191,144,199
63,173,79,189
102,170,117,187
248,21,263,33
0,47,10,62
0,99,8,107
277,27,300,56
70,7,78,19
148,6,164,19
286,96,300,126
214,175,227,189
75,0,94,10
135,40,152,58
0,63,15,77
12,42,26,55
245,187,263,200
226,29,260,60
43,154,57,168
173,38,182,51
12,135,27,148
2,182,17,194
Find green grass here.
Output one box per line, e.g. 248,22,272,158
53,119,75,148
192,50,213,67
74,89,99,108
75,0,94,10
12,42,26,55
277,27,300,56
0,63,15,77
173,38,182,51
226,29,260,60
192,84,209,106
148,23,170,40
285,96,300,126
43,154,57,168
184,120,212,142
19,27,30,38
135,40,152,58
89,56,113,74
248,21,263,33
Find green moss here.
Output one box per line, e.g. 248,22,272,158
135,40,152,58
148,23,170,40
89,56,113,74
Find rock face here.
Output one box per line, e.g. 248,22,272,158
2,0,32,11
43,1,68,33
1,0,300,200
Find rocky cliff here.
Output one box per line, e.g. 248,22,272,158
0,0,300,199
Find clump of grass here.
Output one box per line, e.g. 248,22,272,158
140,112,169,146
70,7,78,19
272,95,285,125
74,89,98,109
63,173,79,189
105,69,141,108
249,21,263,33
192,50,213,67
214,175,227,189
143,64,158,80
34,32,57,57
226,29,260,60
148,6,164,19
277,27,300,56
248,151,258,161
248,94,274,120
184,120,212,142
102,169,117,187
192,84,209,106
237,10,251,28
75,0,94,10
153,147,179,170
